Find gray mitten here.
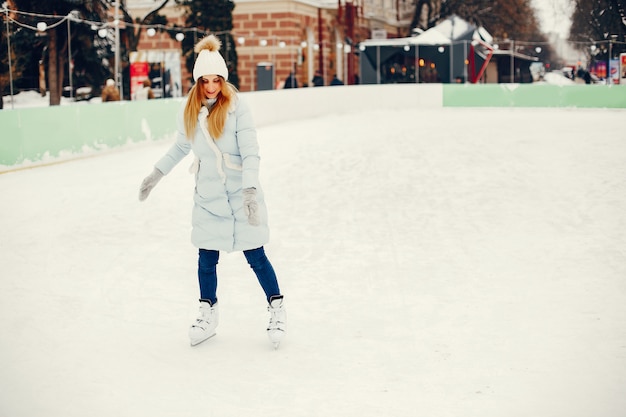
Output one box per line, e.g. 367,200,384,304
139,168,164,201
243,187,260,226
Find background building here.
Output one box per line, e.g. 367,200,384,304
126,0,413,93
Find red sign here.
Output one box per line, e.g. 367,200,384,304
130,62,149,98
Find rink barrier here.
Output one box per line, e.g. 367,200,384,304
442,83,626,108
0,98,178,170
1,83,625,171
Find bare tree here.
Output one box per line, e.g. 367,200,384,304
9,0,109,105
410,0,542,41
120,0,169,53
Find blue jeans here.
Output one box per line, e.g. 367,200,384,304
197,246,280,304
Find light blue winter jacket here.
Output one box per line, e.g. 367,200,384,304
154,94,269,252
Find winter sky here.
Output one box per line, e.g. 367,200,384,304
532,0,574,37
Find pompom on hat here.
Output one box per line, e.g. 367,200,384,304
192,35,228,81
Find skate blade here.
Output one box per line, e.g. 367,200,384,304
190,332,216,346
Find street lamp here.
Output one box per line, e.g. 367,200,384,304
345,44,352,83
510,40,515,83
608,34,618,84
67,11,80,100
4,5,14,108
113,1,121,98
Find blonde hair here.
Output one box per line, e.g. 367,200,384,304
183,78,238,140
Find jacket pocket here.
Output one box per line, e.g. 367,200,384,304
223,153,243,171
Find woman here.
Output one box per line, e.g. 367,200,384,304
138,35,285,348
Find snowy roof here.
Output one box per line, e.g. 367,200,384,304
433,15,476,40
360,29,450,47
476,26,493,44
414,28,453,45
360,15,493,47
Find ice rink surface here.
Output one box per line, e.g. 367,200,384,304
1,105,625,416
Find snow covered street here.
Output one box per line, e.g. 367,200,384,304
1,105,625,416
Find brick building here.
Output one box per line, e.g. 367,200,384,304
126,0,415,93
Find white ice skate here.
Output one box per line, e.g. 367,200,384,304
189,300,219,346
267,295,286,349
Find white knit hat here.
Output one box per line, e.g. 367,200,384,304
192,35,228,81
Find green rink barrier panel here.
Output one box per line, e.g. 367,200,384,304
1,98,182,169
1,84,625,171
442,84,626,108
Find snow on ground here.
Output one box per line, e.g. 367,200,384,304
541,71,575,85
2,90,102,109
1,101,625,417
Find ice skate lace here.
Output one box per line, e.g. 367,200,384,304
268,305,285,330
192,309,214,330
